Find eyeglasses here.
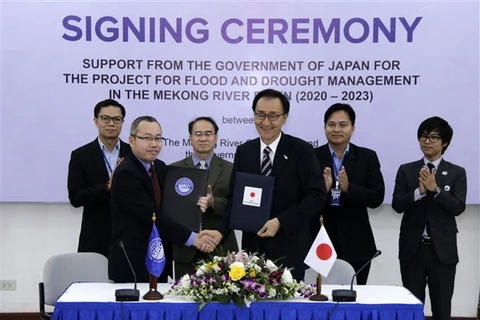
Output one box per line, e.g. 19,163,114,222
98,115,124,124
254,113,285,121
132,135,164,143
419,135,441,143
192,131,215,138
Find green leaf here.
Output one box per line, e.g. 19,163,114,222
198,302,207,311
216,294,231,304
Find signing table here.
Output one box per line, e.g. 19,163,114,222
52,283,424,320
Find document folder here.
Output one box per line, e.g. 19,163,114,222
161,166,208,232
229,172,274,233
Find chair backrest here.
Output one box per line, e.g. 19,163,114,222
304,259,357,286
43,252,109,305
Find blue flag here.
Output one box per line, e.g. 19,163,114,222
145,223,166,278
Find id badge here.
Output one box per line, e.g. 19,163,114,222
330,181,341,206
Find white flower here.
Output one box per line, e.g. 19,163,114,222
281,269,293,284
253,264,262,273
196,264,207,276
229,261,245,270
266,259,278,272
180,274,191,288
234,251,249,262
267,288,277,298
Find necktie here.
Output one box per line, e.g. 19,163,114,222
199,160,207,170
149,164,161,208
427,162,435,173
261,146,272,176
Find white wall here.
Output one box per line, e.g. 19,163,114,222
0,203,479,316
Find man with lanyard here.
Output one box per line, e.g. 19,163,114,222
170,116,238,279
311,103,385,285
67,99,131,257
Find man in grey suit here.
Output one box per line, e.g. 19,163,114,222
171,116,239,279
392,116,467,320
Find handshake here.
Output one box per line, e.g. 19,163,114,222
193,230,223,252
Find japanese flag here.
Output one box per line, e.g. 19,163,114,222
304,225,337,277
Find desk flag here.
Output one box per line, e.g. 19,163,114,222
304,224,337,277
146,221,165,278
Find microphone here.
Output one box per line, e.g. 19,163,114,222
332,250,382,302
115,241,140,301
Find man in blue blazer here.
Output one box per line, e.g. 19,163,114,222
312,103,385,285
206,89,326,281
67,99,130,257
393,116,467,320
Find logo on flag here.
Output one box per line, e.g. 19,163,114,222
304,224,337,277
242,186,262,207
146,223,166,278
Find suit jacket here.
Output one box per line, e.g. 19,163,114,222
312,143,385,262
218,133,326,274
67,138,131,257
392,158,467,264
109,153,192,282
170,155,239,263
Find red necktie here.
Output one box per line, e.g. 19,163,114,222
149,164,161,208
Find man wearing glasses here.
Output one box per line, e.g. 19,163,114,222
109,116,219,283
67,99,130,258
203,89,326,281
170,116,238,279
392,116,467,320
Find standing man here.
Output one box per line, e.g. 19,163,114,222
204,89,326,281
392,117,467,320
109,116,218,283
171,116,238,279
67,99,130,257
312,103,385,285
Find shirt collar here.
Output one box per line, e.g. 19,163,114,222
328,143,350,158
260,132,282,155
423,156,442,169
192,153,214,167
98,137,120,152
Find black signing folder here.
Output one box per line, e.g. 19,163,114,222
161,166,208,232
229,172,275,233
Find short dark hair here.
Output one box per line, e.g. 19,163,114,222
130,116,159,136
94,99,126,118
324,103,356,126
417,116,453,154
251,89,290,114
188,116,219,134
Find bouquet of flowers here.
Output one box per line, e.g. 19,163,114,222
166,250,315,310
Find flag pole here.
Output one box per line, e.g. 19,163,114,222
143,213,163,300
309,215,328,301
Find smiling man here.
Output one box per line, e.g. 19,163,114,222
170,117,238,279
67,99,131,257
312,103,385,285
204,89,326,281
392,116,467,320
109,116,218,283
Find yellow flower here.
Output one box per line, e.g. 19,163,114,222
205,261,217,271
249,268,256,277
229,264,246,281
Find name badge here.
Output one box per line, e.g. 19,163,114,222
330,181,341,206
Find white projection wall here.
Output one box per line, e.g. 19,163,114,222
1,1,479,203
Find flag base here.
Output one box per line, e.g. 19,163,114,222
143,288,163,300
309,293,328,301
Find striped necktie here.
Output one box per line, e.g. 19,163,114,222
261,146,272,176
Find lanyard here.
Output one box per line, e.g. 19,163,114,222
102,151,113,176
332,155,344,181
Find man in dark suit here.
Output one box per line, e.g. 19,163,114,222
109,116,218,283
203,89,326,281
393,117,467,320
67,99,131,257
311,103,385,285
171,116,238,279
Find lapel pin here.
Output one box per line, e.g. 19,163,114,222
444,185,450,191
284,155,288,160
442,171,448,175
